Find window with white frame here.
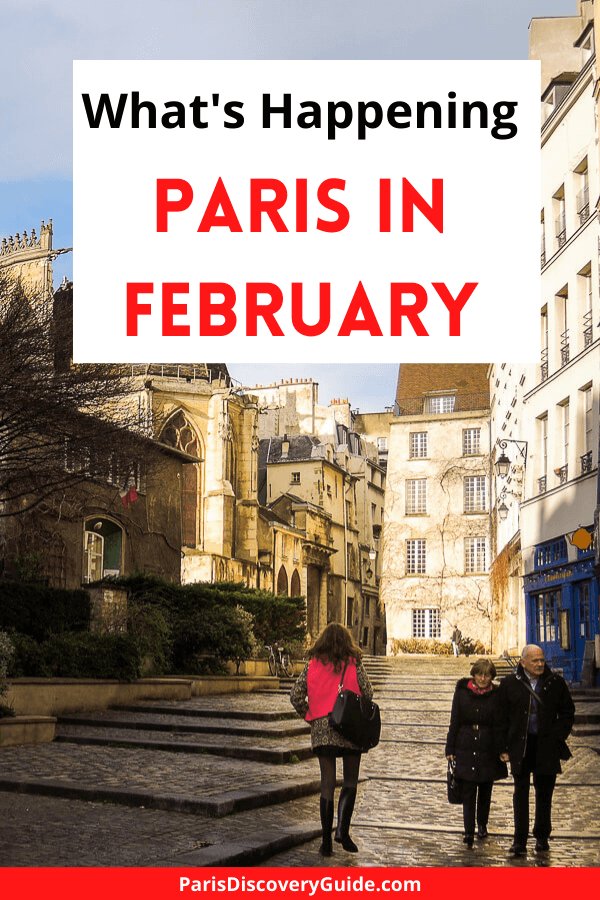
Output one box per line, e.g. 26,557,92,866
409,431,428,458
291,472,301,484
465,537,487,573
561,399,570,465
412,608,441,638
462,428,481,456
575,157,589,225
405,479,427,514
553,185,566,249
377,437,388,452
406,539,426,574
584,386,593,454
464,475,486,513
426,394,455,414
538,414,548,476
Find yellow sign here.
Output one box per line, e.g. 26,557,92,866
568,527,593,551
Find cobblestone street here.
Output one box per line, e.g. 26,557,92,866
1,657,599,867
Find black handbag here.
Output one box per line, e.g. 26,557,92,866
328,662,381,751
447,759,463,804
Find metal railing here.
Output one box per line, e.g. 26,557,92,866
555,212,566,248
538,475,547,495
540,347,549,382
576,186,589,225
583,309,593,348
555,464,568,485
560,329,570,367
581,451,593,475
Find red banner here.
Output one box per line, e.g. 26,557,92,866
1,867,598,900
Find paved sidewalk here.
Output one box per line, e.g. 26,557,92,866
0,658,599,867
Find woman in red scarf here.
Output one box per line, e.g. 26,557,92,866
445,658,508,847
290,622,373,857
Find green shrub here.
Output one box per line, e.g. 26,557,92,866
9,632,141,680
114,575,307,669
127,601,172,675
458,636,488,657
390,638,453,656
172,603,255,674
7,632,47,676
0,581,90,640
0,630,15,717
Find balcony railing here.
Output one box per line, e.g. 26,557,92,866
555,213,566,248
576,186,590,225
538,476,547,495
555,464,568,485
394,392,490,416
560,329,570,367
540,346,549,382
583,308,593,348
581,451,593,474
541,245,546,267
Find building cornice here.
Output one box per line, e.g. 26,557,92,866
541,56,595,144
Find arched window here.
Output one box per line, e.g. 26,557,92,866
160,410,202,548
290,569,301,597
84,518,123,582
277,565,289,596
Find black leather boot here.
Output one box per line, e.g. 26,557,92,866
334,786,359,853
319,797,334,857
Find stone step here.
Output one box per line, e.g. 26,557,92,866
572,725,600,737
177,823,322,867
57,714,310,738
0,772,325,818
55,731,313,764
574,712,600,724
112,704,298,721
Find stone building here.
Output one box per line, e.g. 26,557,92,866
0,220,55,313
0,225,262,591
489,1,599,682
250,378,386,653
381,364,493,651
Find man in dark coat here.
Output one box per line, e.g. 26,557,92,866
497,644,575,856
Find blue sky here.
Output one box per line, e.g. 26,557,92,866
0,0,574,411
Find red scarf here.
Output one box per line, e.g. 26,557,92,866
467,679,493,695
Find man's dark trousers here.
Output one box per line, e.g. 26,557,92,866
513,735,556,843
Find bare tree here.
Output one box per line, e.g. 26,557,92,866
0,275,154,517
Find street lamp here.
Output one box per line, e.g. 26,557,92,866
498,501,509,521
494,438,528,478
368,547,377,561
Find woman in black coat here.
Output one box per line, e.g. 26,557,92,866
445,658,507,847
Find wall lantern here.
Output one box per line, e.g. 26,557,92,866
498,501,509,521
494,438,528,478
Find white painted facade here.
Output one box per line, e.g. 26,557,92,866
382,407,493,650
489,3,599,676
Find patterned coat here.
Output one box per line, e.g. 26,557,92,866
290,658,374,752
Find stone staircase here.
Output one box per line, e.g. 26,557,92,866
2,653,598,866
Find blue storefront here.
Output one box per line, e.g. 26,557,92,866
524,530,599,684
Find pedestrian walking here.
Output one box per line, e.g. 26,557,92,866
451,625,462,657
445,658,507,847
497,644,575,857
290,622,374,857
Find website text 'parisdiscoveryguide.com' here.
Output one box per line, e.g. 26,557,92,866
179,876,421,894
